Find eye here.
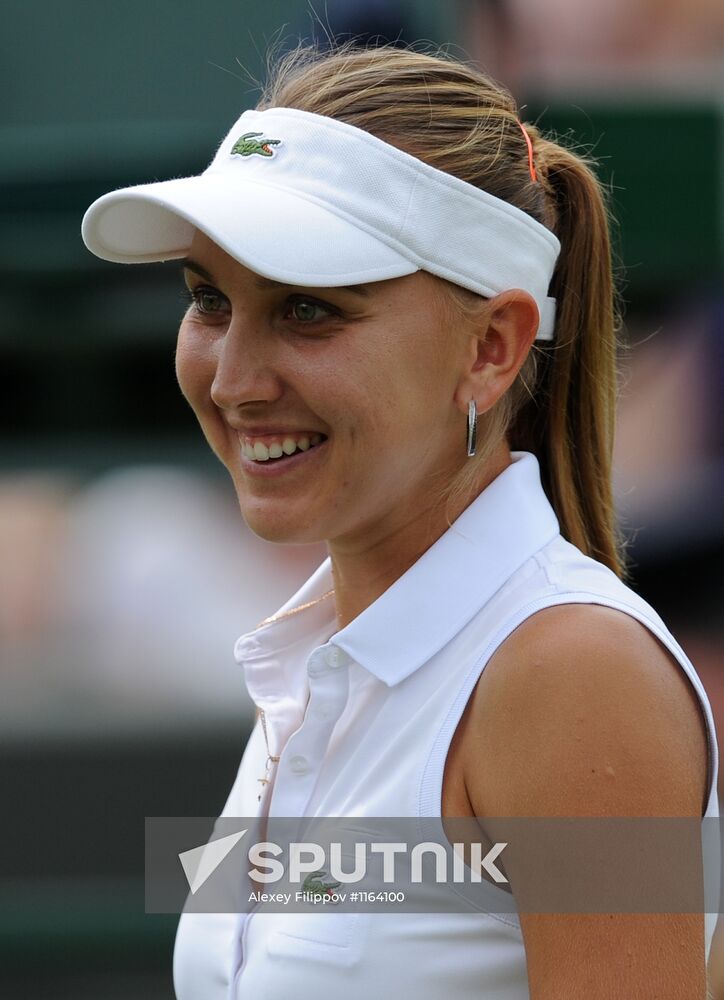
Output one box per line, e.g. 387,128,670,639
286,297,336,324
183,284,228,315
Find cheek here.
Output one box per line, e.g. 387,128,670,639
375,327,454,429
175,325,232,465
175,322,216,413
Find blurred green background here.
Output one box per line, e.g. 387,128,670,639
2,1,723,997
2,2,721,470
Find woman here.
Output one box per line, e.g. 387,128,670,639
82,45,718,1000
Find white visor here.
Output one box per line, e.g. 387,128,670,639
81,107,561,341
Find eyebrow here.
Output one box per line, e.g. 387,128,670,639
180,259,371,298
180,259,216,282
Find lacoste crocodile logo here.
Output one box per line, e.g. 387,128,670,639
301,869,341,902
231,132,281,158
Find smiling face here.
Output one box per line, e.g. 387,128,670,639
175,230,483,555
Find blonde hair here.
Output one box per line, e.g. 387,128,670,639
258,44,624,577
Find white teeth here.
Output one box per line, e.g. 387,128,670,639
242,433,326,462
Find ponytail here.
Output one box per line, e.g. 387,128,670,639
511,138,625,577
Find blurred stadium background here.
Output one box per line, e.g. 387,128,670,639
2,0,723,996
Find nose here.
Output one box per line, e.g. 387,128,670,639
209,314,283,412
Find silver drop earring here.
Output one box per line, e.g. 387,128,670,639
466,399,477,457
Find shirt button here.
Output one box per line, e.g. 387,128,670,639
289,755,310,774
325,646,347,669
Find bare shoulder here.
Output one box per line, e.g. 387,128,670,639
459,605,712,996
461,603,708,819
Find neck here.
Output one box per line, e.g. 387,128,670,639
327,445,511,630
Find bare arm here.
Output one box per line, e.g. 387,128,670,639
461,604,709,999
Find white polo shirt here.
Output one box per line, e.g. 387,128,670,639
173,451,720,1000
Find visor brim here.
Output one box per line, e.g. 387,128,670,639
81,175,420,287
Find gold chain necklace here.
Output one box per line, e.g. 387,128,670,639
254,587,336,629
255,587,336,801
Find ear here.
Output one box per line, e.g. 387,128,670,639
453,290,540,416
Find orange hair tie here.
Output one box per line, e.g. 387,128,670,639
515,119,538,183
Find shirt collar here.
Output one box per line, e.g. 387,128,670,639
234,451,559,686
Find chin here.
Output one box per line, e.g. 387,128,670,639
238,501,325,547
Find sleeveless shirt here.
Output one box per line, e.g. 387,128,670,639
173,451,720,1000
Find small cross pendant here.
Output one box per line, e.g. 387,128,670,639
257,774,270,802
